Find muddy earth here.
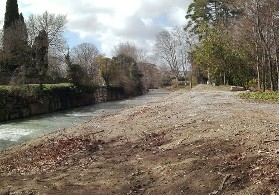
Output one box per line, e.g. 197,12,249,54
0,85,278,195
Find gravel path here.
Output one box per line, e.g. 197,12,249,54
0,84,278,194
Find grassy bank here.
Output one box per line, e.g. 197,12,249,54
0,83,73,92
0,83,97,122
240,91,279,101
0,83,128,122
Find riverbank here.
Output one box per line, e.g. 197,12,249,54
0,84,279,194
0,84,126,122
0,89,169,150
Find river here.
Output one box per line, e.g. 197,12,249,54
0,89,170,150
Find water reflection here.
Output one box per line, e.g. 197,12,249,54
0,89,169,150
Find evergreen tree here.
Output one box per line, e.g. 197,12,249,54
3,0,19,29
2,0,29,75
185,0,241,37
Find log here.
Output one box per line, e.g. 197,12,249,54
230,86,245,91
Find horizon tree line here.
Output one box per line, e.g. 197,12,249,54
0,0,163,96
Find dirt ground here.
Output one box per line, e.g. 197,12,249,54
0,84,279,195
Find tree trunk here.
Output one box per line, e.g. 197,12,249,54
276,52,279,91
262,53,266,92
257,63,261,90
207,68,211,84
268,52,274,91
190,73,192,89
276,62,279,91
256,43,261,90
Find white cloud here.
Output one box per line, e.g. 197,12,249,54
1,0,193,56
19,0,69,15
168,7,188,27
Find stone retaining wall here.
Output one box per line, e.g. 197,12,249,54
0,86,126,122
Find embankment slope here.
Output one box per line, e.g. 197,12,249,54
0,85,278,194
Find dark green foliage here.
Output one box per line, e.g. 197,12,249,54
67,63,88,87
65,52,89,87
192,26,254,87
0,84,71,111
186,0,279,91
2,0,30,76
4,0,19,29
185,0,212,34
0,83,97,122
185,0,243,44
64,52,99,94
185,1,254,87
0,83,72,97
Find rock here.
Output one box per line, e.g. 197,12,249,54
230,86,245,91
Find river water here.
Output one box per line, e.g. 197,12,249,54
0,89,170,150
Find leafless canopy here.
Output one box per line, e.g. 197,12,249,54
26,11,68,54
70,42,99,77
154,27,191,78
112,41,148,63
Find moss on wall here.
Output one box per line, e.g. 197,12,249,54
0,84,126,122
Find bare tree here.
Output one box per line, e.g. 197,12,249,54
26,11,67,53
172,26,192,78
112,41,148,63
26,11,68,81
233,0,279,91
154,30,183,79
71,43,99,79
112,41,138,61
136,48,149,63
138,62,162,89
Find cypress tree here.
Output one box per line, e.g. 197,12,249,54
3,0,20,29
2,0,30,77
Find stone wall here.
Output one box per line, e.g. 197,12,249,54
0,86,126,122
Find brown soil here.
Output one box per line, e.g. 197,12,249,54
0,84,279,195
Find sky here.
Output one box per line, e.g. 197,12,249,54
0,0,193,56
